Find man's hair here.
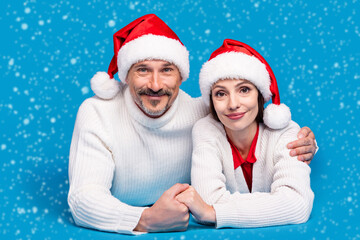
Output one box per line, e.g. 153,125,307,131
209,87,265,124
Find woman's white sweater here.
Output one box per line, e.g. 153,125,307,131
191,114,314,228
68,85,207,234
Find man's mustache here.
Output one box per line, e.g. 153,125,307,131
137,88,172,97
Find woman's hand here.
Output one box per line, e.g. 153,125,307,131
175,186,216,224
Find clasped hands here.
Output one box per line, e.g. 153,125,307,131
134,183,212,233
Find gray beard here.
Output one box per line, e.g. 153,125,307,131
135,98,169,117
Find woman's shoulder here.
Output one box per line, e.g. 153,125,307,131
193,114,226,138
260,120,300,143
194,114,223,130
262,120,300,132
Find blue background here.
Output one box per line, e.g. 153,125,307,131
1,0,359,239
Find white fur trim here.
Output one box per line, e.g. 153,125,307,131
263,103,291,129
117,34,189,83
199,52,272,106
90,71,120,99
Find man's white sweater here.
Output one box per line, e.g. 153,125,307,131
68,85,207,234
191,115,314,228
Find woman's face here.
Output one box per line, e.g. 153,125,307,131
211,79,259,133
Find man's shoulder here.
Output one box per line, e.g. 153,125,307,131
78,96,110,113
178,90,200,102
79,87,125,110
178,90,208,114
76,90,125,122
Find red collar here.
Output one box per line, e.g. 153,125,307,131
227,125,259,169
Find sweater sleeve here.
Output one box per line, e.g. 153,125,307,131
192,119,314,228
67,99,146,235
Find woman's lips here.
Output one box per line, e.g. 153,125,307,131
226,112,245,120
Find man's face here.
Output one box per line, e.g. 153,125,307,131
126,60,182,118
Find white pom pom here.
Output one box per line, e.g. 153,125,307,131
263,103,291,129
90,72,120,99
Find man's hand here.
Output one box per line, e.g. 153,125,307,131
287,126,317,165
176,186,216,224
134,183,190,233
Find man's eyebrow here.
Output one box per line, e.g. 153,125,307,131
134,64,148,68
162,63,175,67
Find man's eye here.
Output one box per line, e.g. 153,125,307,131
162,67,173,72
137,68,148,72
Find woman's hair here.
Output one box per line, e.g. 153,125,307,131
209,85,265,124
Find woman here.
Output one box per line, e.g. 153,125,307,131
176,39,314,228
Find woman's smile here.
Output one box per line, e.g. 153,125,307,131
226,112,246,120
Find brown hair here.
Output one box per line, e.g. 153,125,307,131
209,88,265,124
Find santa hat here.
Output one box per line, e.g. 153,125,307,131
91,14,189,99
199,39,291,129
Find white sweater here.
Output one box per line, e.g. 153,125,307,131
191,115,314,228
68,84,207,234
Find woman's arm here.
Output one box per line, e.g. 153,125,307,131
212,160,314,228
190,120,314,228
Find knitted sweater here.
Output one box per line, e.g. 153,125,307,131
191,114,314,228
68,84,207,234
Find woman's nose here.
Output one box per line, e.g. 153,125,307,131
228,94,240,110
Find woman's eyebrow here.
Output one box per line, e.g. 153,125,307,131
212,85,227,90
235,81,249,88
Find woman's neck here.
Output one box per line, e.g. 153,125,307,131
225,121,258,160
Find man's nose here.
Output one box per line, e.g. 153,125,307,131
148,71,162,92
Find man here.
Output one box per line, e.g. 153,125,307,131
68,14,317,234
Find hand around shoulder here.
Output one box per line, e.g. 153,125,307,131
286,125,317,165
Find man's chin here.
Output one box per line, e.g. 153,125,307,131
142,105,168,118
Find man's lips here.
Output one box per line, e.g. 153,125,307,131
142,94,166,100
226,112,245,120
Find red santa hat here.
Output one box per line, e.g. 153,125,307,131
91,14,189,99
199,39,291,129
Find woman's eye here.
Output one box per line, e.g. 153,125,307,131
215,91,225,97
240,87,250,93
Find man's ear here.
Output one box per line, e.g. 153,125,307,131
179,75,184,84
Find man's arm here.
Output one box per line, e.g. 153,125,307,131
68,101,147,234
287,126,317,165
68,101,190,234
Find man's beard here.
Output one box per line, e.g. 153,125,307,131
135,88,173,117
